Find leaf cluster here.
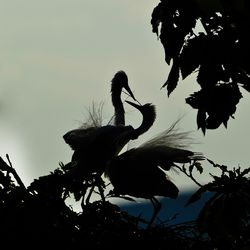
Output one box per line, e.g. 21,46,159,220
0,153,250,249
0,155,202,249
151,0,250,133
184,159,250,249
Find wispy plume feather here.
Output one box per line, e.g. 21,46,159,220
80,101,105,129
140,117,197,150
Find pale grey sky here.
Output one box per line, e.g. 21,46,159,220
0,0,250,192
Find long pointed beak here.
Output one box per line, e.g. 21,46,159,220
125,100,142,110
124,85,136,101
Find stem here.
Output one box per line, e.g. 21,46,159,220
175,164,203,188
5,154,26,190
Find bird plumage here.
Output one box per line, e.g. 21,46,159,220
63,70,205,225
105,102,204,227
124,101,156,140
63,71,137,176
111,71,135,126
106,148,179,199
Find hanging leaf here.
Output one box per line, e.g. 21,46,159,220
162,58,180,96
151,2,163,36
197,109,206,134
179,36,203,79
194,161,203,174
160,22,179,65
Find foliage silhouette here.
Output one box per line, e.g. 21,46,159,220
1,1,250,248
1,153,250,249
151,0,250,133
186,159,250,249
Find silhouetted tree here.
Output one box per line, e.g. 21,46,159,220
151,0,250,133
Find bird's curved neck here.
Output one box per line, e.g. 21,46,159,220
130,111,156,139
111,86,125,126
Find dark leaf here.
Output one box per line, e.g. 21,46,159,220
179,36,203,79
197,64,217,88
185,89,202,109
206,158,216,166
160,23,177,65
189,163,194,174
185,186,209,206
197,109,206,134
151,1,174,35
186,84,242,133
162,58,180,96
205,114,223,130
0,157,10,171
222,118,228,128
194,161,203,174
151,2,162,36
240,167,250,177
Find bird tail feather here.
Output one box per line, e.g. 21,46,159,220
140,117,196,150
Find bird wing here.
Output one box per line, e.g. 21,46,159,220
118,143,203,172
136,118,204,167
64,125,134,159
106,148,179,199
63,127,99,150
127,146,194,169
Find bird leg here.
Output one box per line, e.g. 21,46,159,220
147,197,162,229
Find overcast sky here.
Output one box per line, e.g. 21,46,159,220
0,0,250,193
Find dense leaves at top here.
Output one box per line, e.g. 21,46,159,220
151,0,250,133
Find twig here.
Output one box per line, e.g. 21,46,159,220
175,163,203,187
4,154,26,190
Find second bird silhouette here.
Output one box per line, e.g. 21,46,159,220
105,100,204,228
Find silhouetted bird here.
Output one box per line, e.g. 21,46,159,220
105,101,204,228
63,71,138,177
111,70,134,126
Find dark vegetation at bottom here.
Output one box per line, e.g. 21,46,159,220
0,155,250,249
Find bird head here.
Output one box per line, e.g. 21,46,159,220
125,100,156,138
111,71,136,101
